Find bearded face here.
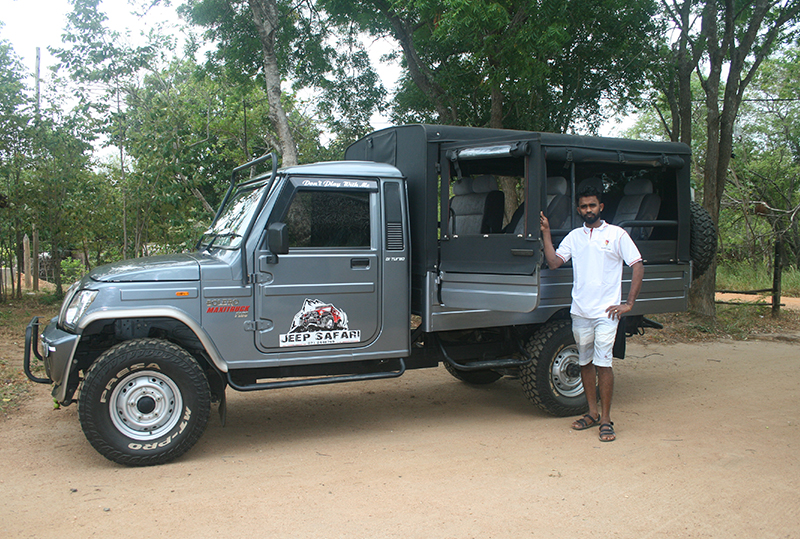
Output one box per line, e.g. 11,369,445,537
577,195,602,225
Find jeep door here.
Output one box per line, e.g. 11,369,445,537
437,140,544,312
252,176,381,355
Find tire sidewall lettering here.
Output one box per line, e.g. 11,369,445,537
126,405,192,451
100,361,163,404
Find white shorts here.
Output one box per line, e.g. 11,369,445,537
571,315,619,368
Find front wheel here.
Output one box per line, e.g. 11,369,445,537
78,339,211,466
520,320,588,417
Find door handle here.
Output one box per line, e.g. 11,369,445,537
511,249,535,257
351,258,370,269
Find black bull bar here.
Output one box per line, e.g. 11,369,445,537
24,316,52,384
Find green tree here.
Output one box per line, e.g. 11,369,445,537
25,96,94,297
0,28,32,300
179,0,385,164
52,0,172,259
324,0,660,133
724,49,800,294
655,0,800,316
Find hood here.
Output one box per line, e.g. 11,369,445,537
89,254,201,283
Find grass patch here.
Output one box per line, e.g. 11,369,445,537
0,294,60,416
0,358,34,416
638,303,800,344
717,260,800,297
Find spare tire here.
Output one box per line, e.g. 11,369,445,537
689,201,717,279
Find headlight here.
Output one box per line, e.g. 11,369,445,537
62,290,98,329
58,282,80,323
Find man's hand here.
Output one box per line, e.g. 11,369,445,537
540,211,551,234
540,211,563,269
606,303,632,320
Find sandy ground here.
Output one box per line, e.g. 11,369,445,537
1,338,798,539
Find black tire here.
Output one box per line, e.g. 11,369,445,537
320,314,335,330
78,339,211,466
443,362,503,385
520,320,588,417
689,201,717,279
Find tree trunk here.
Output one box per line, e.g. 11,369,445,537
53,237,63,299
688,261,717,316
248,0,299,166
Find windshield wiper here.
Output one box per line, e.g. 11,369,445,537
201,232,242,253
203,234,219,253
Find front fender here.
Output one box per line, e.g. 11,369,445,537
78,308,228,373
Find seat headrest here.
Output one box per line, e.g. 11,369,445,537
624,179,654,196
547,176,568,196
577,176,604,198
452,177,474,196
471,174,499,193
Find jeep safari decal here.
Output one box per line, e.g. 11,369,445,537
279,298,361,347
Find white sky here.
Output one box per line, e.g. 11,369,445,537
0,0,185,77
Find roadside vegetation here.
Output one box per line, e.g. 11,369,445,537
0,295,58,416
716,261,800,297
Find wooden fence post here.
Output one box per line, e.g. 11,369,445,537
772,234,782,318
32,227,39,292
23,234,31,289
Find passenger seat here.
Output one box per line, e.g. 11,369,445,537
614,178,661,240
450,175,505,235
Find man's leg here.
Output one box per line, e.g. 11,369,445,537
571,316,600,428
580,363,599,420
592,318,618,441
596,366,614,425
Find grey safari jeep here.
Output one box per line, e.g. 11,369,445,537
25,124,715,466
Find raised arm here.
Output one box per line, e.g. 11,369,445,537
540,212,564,269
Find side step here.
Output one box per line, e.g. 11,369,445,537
226,359,406,391
435,334,531,371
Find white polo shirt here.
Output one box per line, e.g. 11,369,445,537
555,221,642,319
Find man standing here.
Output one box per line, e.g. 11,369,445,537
539,183,644,442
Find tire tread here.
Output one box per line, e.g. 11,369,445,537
78,338,210,466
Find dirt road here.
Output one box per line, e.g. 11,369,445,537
2,339,798,539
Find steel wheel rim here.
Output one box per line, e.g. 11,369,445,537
109,370,182,440
551,345,583,398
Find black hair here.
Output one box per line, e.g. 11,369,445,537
576,182,603,205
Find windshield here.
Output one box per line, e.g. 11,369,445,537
199,180,269,250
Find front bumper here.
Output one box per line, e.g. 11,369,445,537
24,316,81,404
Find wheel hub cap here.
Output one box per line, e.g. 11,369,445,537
551,345,584,398
109,370,183,441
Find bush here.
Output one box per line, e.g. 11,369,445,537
60,258,86,284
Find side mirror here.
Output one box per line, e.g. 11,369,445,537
268,222,289,255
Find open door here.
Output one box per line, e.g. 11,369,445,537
438,140,544,313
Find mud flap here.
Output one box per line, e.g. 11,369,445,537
218,389,227,427
613,319,626,359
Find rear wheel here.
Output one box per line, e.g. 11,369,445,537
78,338,211,466
520,320,588,417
